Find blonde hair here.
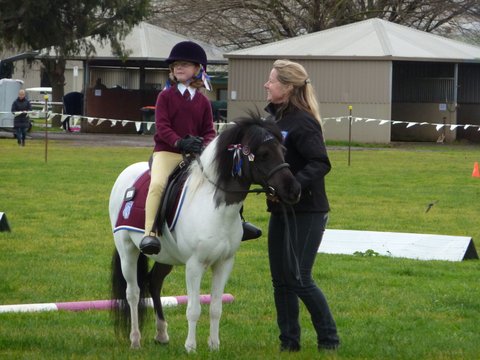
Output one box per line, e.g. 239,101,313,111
272,59,322,126
168,64,205,89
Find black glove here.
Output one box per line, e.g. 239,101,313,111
177,135,204,154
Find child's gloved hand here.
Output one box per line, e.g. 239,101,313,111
177,135,204,153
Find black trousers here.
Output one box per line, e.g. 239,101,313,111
268,212,339,349
14,126,27,142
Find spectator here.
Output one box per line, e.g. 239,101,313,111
11,89,32,146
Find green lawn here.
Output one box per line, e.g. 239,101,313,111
0,135,479,359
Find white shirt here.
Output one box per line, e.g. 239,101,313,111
177,83,196,100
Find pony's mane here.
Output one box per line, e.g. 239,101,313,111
214,114,282,185
186,114,282,197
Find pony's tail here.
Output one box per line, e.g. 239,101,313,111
111,249,150,339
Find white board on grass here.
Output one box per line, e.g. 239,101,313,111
319,229,478,261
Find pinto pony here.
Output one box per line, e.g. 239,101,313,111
110,115,301,351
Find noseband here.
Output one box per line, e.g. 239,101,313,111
251,161,290,197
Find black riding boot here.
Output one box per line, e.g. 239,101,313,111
241,221,262,241
139,234,161,255
240,206,262,241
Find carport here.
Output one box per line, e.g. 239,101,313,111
225,19,480,143
37,22,227,133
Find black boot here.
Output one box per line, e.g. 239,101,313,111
139,235,161,255
241,222,262,241
280,342,301,352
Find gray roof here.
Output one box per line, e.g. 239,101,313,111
225,18,480,62
39,22,227,65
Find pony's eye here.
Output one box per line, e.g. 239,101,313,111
256,149,269,161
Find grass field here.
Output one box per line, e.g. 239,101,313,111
0,134,479,359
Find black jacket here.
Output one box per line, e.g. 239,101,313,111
265,103,331,213
11,97,32,128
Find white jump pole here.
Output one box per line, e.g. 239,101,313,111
0,293,234,313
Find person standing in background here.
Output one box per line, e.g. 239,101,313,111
264,59,340,352
11,89,32,146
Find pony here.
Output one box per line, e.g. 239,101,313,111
109,115,301,352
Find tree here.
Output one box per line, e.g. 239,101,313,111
0,0,151,116
150,0,480,49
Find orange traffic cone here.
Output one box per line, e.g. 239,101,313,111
472,162,480,178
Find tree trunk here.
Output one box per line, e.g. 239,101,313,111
41,58,65,127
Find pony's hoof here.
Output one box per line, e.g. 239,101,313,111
208,339,220,351
185,343,196,353
155,319,169,344
130,342,141,349
155,334,169,344
130,333,141,349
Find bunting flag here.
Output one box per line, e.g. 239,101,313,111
321,116,480,132
1,111,480,133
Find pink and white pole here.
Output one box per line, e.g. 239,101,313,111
0,294,234,313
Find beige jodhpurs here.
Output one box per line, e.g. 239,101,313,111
144,151,183,236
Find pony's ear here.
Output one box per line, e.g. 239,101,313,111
244,108,264,122
242,108,282,143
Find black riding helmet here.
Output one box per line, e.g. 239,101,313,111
165,41,208,70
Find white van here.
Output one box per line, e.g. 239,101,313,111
0,78,23,130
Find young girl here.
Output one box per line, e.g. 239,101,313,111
140,41,216,255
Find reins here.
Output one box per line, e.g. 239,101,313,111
190,147,301,285
192,153,287,196
280,203,302,286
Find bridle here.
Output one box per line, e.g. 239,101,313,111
248,160,290,197
192,144,290,197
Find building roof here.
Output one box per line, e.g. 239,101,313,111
39,22,227,65
225,18,480,62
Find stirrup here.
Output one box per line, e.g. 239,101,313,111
241,222,262,241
